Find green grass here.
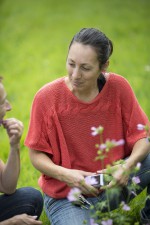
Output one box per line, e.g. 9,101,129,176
0,0,150,224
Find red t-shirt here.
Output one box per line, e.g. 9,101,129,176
25,73,148,198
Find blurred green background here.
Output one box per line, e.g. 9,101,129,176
0,0,150,224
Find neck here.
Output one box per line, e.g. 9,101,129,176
74,89,99,102
65,77,99,102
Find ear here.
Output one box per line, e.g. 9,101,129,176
101,60,109,72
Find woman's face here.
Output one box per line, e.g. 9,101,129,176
66,42,101,92
0,83,11,121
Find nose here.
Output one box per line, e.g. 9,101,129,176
5,100,12,111
72,68,81,79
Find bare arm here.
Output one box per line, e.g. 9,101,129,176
115,138,150,185
29,149,98,195
99,138,150,187
125,138,150,169
0,118,23,194
0,214,42,225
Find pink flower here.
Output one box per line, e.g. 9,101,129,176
136,162,141,169
110,139,125,147
104,139,125,149
90,218,99,225
91,126,104,136
99,143,106,150
85,176,98,186
115,139,125,146
137,124,145,130
137,124,150,142
101,219,113,225
132,176,140,184
121,201,130,211
67,188,81,202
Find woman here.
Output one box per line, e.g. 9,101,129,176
0,77,43,225
25,28,150,225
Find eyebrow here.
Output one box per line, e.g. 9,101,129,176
68,58,92,67
68,59,75,62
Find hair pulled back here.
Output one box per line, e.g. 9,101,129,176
69,28,113,68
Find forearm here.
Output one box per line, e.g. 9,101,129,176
103,138,150,187
125,138,150,169
0,218,13,225
29,149,68,182
1,144,20,194
29,149,96,194
0,118,23,194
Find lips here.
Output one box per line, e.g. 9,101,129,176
72,81,83,87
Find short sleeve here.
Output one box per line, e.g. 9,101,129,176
24,90,53,155
119,77,148,150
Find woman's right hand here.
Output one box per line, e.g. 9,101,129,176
29,150,99,196
61,169,99,196
6,214,42,225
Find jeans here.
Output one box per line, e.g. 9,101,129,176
0,187,43,222
44,154,150,225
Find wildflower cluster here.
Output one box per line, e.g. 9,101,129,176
137,123,150,142
67,123,149,225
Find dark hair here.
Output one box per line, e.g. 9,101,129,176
69,28,113,68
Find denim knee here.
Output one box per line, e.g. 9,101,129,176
0,187,43,221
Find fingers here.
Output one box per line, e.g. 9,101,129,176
2,118,24,143
81,185,99,196
3,118,23,133
80,179,99,196
97,169,107,174
27,215,43,224
13,214,43,224
66,169,101,196
29,216,43,224
103,180,115,189
97,166,129,190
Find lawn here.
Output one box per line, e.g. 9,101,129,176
0,0,150,224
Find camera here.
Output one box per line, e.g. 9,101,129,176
86,173,112,188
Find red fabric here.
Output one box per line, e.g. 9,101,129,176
25,73,149,198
